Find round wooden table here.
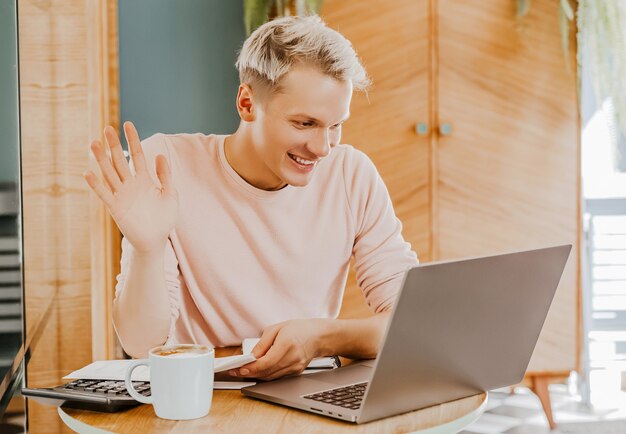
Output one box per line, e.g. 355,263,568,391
58,349,488,433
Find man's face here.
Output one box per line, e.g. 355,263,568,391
250,65,353,189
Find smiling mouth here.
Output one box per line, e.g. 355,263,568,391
287,153,317,166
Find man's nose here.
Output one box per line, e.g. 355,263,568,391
308,129,332,158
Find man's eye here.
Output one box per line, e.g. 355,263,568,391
300,122,314,127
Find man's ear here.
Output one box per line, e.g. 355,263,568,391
236,83,257,122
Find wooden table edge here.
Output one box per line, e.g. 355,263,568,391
60,391,487,433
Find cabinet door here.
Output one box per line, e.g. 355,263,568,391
437,0,579,372
322,0,431,318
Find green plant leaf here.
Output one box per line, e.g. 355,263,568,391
244,0,273,36
295,0,306,15
515,0,626,136
516,0,530,18
559,5,572,73
305,0,324,13
580,0,626,136
561,0,574,21
275,0,285,16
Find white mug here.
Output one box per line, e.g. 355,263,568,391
125,344,214,420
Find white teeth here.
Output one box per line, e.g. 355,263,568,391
290,154,315,165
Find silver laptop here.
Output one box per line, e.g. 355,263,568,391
241,244,572,424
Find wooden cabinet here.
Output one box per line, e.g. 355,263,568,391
327,0,433,320
326,0,580,378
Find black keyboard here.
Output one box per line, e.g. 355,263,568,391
22,379,149,412
303,382,368,410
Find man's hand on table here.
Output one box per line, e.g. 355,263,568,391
228,312,391,381
228,318,330,381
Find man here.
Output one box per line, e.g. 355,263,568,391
84,15,418,381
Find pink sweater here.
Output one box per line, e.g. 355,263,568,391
115,133,418,348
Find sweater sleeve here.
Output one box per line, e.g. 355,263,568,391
113,133,182,341
344,147,419,313
114,236,182,340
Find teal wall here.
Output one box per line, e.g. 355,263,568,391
118,0,246,142
0,0,19,184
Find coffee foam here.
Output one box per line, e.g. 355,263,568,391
154,345,209,358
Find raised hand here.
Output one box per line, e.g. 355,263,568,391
83,121,178,254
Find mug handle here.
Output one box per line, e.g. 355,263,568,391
124,359,153,404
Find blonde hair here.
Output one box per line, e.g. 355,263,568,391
235,15,370,100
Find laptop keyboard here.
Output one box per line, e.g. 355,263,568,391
303,382,368,410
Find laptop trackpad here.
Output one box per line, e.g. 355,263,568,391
242,362,374,403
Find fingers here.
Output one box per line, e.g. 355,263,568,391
123,121,148,176
252,325,282,359
83,170,114,207
237,344,291,378
104,126,132,181
155,155,172,192
233,324,288,378
90,140,123,193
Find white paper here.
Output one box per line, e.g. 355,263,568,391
63,354,257,383
306,358,339,369
242,338,338,369
213,354,257,372
64,360,151,382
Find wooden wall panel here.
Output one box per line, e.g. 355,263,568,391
321,0,432,319
18,0,115,430
437,0,580,373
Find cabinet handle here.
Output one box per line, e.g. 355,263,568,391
439,123,453,136
415,122,429,135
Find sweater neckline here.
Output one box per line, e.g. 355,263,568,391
217,135,293,201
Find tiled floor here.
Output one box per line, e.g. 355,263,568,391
460,384,626,434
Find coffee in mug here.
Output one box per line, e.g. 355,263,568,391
153,345,208,358
125,344,214,420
